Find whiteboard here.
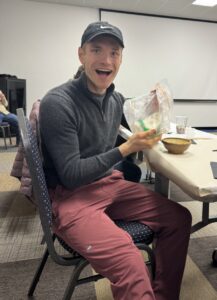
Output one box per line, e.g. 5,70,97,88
101,10,217,100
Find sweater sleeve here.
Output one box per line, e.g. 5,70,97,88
40,93,123,190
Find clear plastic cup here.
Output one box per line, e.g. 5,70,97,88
176,116,188,134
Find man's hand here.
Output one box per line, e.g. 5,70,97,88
119,129,161,157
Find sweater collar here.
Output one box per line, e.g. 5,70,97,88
77,72,115,101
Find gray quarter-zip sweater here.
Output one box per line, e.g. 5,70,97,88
39,72,125,190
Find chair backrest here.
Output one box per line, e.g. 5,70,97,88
17,108,69,264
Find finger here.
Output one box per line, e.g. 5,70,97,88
137,129,156,138
146,129,157,137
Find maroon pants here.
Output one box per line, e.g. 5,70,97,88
50,170,192,300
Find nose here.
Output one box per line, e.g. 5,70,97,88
100,51,112,65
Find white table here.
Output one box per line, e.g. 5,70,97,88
143,126,217,233
119,124,217,263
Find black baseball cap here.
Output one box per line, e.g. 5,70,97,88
81,21,124,48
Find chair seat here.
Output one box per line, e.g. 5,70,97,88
57,220,154,257
0,122,10,127
114,220,154,244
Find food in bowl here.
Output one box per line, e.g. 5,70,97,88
162,138,191,154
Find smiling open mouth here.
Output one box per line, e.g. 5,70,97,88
96,69,112,76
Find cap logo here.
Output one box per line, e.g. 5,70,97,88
100,25,111,29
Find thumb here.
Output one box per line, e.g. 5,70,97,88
145,129,156,137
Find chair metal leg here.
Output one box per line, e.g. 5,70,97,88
1,127,7,149
62,259,103,300
40,234,46,245
146,249,156,280
28,247,50,296
7,126,12,145
62,259,89,300
136,243,156,280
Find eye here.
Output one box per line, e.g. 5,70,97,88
111,50,120,58
91,48,100,54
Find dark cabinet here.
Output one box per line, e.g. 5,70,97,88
0,77,26,115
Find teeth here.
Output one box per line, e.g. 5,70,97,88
96,69,112,74
98,69,110,72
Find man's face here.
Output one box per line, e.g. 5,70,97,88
78,35,123,95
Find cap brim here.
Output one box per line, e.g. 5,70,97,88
83,32,124,48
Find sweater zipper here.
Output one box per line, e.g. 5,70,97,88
100,107,105,121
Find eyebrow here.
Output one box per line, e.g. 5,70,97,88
112,47,121,51
90,42,121,50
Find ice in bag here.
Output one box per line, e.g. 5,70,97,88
123,81,173,136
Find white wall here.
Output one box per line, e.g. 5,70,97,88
0,0,98,114
101,10,217,127
0,1,216,127
101,10,217,100
172,102,217,127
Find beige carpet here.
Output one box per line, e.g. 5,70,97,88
94,256,217,300
1,145,217,299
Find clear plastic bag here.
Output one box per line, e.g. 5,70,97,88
123,80,173,136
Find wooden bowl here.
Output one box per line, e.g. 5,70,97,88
162,138,191,154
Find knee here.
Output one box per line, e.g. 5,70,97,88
173,204,192,231
110,246,148,282
8,114,18,124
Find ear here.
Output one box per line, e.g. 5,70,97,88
78,47,85,65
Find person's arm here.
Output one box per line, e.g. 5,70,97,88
0,91,8,107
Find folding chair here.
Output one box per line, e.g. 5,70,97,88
17,108,156,300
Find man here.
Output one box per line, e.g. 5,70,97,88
0,90,20,146
40,21,192,300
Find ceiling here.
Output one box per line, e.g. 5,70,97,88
27,0,217,22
